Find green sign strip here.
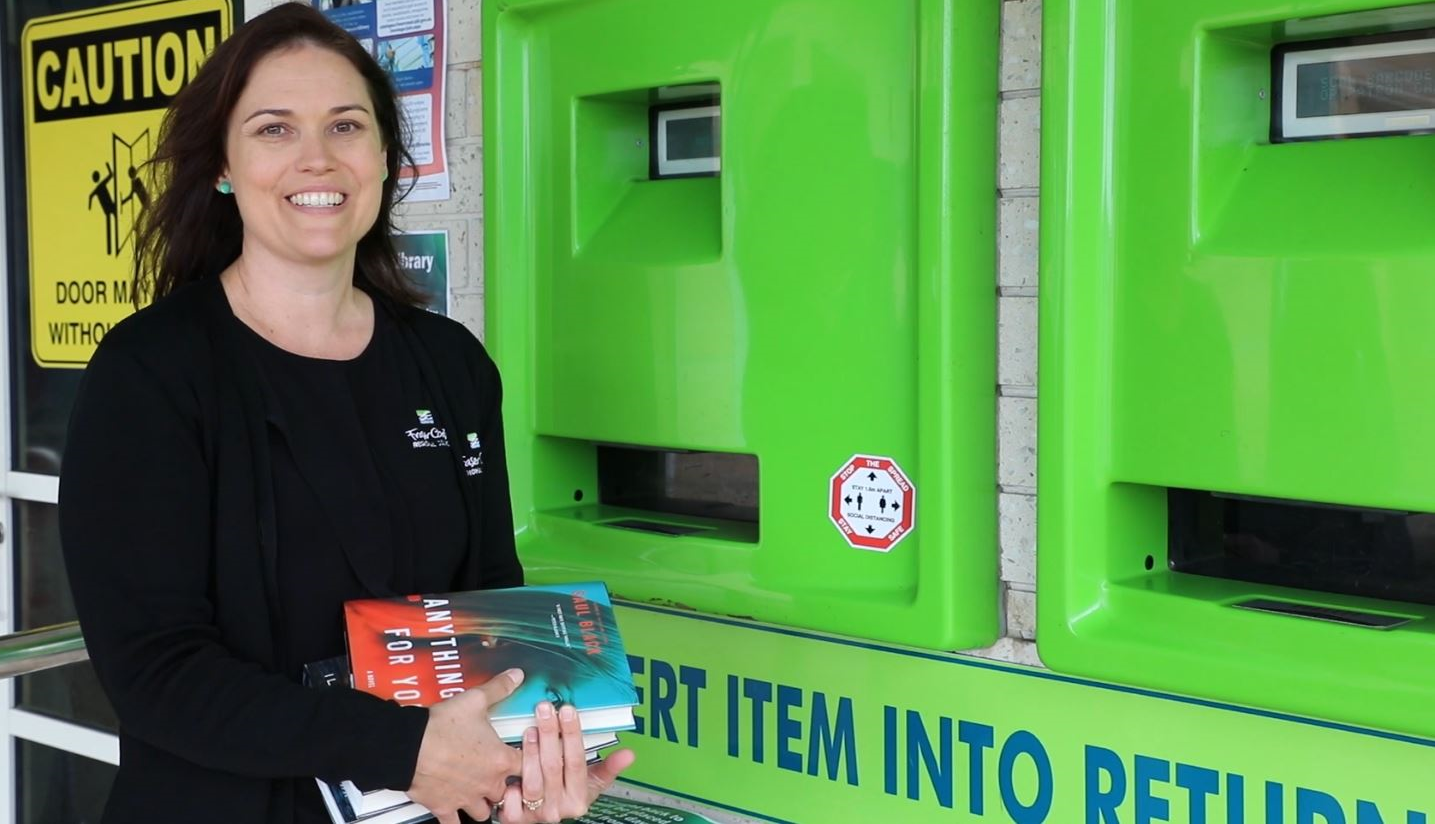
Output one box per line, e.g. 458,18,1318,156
613,602,1435,822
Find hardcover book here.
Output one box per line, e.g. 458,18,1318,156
345,581,638,741
303,653,617,824
301,655,434,824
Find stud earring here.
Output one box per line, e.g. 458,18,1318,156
381,168,389,182
216,179,233,195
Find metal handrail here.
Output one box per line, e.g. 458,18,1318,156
0,621,87,679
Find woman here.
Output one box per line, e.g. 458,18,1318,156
57,5,632,823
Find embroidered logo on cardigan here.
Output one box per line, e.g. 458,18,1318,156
463,431,484,476
407,410,449,448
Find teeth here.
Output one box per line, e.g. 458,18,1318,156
288,192,345,207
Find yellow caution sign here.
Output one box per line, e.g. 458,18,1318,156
22,0,230,367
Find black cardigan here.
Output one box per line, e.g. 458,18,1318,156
58,276,523,823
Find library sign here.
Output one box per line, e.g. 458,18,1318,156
612,602,1435,823
21,0,230,367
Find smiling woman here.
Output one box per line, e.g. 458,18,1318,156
130,2,417,309
55,4,632,824
224,48,385,257
219,44,390,357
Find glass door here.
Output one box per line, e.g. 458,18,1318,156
1,0,131,818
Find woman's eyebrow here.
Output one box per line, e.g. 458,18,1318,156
242,104,371,123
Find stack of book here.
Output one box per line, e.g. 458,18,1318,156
305,581,639,824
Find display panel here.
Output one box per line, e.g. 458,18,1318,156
649,103,720,178
1296,53,1435,116
1275,30,1435,140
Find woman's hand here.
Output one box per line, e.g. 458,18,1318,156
498,701,637,824
407,669,527,824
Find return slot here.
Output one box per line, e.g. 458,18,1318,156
600,519,712,537
1231,598,1413,630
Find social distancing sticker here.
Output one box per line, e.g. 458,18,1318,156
22,0,231,367
828,454,915,552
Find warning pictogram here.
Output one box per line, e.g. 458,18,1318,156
828,454,916,552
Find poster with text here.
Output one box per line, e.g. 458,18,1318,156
315,0,449,201
392,229,448,315
22,0,232,367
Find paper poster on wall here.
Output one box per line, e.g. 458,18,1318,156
21,0,233,368
392,229,448,315
315,0,449,202
242,0,281,19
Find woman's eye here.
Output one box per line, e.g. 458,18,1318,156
258,123,287,137
333,120,361,134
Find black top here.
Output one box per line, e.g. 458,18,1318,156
232,301,471,820
58,277,523,824
239,300,469,671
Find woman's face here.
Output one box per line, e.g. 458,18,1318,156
223,43,386,268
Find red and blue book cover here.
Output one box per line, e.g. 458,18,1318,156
345,581,638,739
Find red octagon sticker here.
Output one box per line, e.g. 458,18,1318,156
828,454,916,552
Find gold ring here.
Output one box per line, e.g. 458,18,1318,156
522,797,544,812
492,799,504,811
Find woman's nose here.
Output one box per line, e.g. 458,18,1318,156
296,131,337,173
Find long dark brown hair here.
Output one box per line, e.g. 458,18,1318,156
132,2,424,306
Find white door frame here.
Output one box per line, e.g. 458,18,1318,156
0,13,122,818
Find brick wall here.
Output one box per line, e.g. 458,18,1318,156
969,0,1042,667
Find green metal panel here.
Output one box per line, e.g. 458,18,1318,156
484,0,999,649
1040,0,1435,735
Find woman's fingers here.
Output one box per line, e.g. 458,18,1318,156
461,800,494,822
522,723,544,797
558,705,587,811
534,702,564,821
407,684,526,816
502,703,639,821
520,719,550,822
586,748,638,800
475,669,525,712
499,782,525,824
